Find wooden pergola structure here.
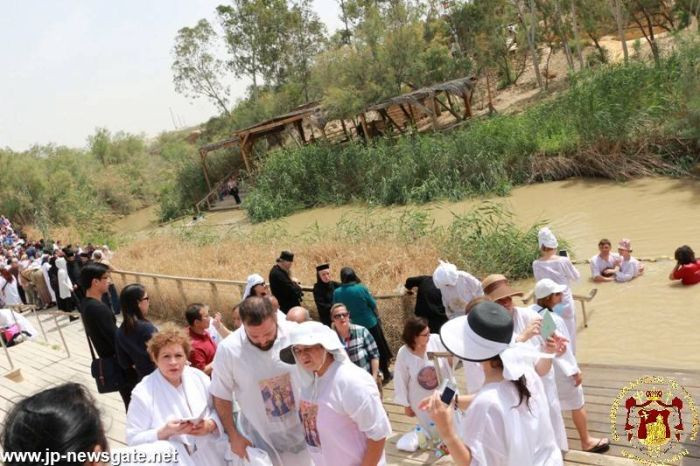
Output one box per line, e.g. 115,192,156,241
197,102,324,193
361,76,478,136
197,76,477,200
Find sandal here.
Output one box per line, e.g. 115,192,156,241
584,438,610,454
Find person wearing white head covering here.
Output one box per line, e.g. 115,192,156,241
432,260,483,320
280,321,391,466
243,273,268,299
55,257,76,312
421,301,562,466
532,227,580,352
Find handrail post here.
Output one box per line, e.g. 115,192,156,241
54,312,71,358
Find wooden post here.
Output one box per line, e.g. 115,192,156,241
462,91,473,118
359,113,370,141
176,279,188,309
428,92,439,131
199,149,213,193
295,120,307,144
152,277,167,317
434,95,462,121
239,133,252,172
340,119,350,141
210,282,221,315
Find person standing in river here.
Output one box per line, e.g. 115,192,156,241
669,245,700,285
269,251,303,314
589,239,620,282
532,227,581,353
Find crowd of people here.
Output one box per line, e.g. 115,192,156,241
1,220,699,465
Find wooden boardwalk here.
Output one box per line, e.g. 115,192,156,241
1,310,698,465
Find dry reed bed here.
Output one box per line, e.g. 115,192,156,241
112,232,440,352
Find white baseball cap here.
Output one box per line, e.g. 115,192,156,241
534,278,567,299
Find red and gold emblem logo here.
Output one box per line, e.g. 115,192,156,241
610,375,699,465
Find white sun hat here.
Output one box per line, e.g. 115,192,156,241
279,321,347,365
534,278,567,300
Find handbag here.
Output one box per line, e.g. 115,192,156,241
86,332,124,393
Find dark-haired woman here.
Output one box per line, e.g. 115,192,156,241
394,317,452,437
116,284,158,383
669,245,700,285
1,383,179,466
421,301,563,466
333,266,393,382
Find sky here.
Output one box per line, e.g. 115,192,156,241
0,1,342,152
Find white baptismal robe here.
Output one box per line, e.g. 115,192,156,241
126,366,228,466
459,366,563,466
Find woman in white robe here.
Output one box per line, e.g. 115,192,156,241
393,317,452,437
421,301,563,466
532,227,580,352
126,324,229,466
528,279,610,454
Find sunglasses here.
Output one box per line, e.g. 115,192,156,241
332,312,349,320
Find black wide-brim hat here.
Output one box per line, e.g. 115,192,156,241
279,250,294,262
440,301,514,362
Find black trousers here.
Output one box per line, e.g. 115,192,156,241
368,322,393,378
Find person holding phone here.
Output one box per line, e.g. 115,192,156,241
421,301,562,466
126,324,229,465
532,227,581,352
528,279,609,454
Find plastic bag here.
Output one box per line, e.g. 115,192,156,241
225,446,273,466
396,429,419,452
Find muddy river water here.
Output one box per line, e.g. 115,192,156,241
267,177,700,370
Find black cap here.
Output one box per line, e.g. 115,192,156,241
315,263,330,272
279,250,294,262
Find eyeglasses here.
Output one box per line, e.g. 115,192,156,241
139,296,150,302
418,330,430,338
332,312,349,320
292,345,322,356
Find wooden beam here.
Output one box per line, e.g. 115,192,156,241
462,92,473,118
428,92,439,131
199,149,213,193
340,118,351,141
435,93,462,121
381,109,404,134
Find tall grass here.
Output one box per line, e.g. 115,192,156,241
244,39,699,223
113,205,555,350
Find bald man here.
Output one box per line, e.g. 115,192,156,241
286,306,311,324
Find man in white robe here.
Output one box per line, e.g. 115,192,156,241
210,296,312,466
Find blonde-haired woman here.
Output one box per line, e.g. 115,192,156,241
126,324,228,465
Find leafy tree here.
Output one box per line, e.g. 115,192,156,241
172,19,231,116
216,0,289,91
285,0,327,101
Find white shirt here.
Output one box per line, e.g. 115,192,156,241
436,271,483,319
616,257,641,282
299,360,391,466
209,320,312,466
0,277,22,305
590,253,621,278
459,367,563,466
393,334,451,431
126,366,227,466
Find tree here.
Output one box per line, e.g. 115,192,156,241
608,0,630,64
216,0,289,92
172,19,231,116
514,0,545,90
285,0,326,101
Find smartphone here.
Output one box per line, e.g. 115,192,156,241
439,379,457,405
558,250,568,257
540,310,557,341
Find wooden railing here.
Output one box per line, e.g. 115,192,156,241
194,167,241,214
